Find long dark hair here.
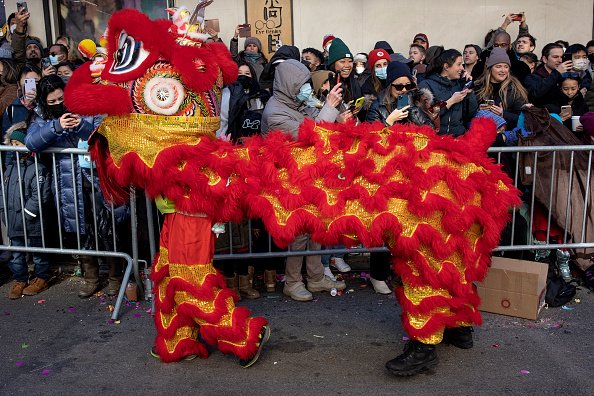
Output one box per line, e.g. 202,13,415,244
0,59,18,85
426,49,462,76
37,75,65,119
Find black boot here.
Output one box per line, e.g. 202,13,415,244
385,340,438,376
443,326,473,349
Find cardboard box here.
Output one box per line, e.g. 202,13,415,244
476,257,548,320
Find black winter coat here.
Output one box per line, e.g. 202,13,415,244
479,82,528,128
524,64,564,108
366,89,434,127
0,155,51,238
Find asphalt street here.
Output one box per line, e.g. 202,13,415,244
0,268,592,396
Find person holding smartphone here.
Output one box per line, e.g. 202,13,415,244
229,25,268,81
474,48,529,128
326,38,364,119
419,49,478,136
25,75,127,299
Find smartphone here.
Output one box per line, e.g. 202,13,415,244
560,105,572,116
511,13,523,21
238,24,251,38
41,57,51,69
485,99,495,106
23,78,36,95
562,53,573,63
17,2,28,13
396,93,411,110
204,19,220,33
463,80,474,90
348,97,365,112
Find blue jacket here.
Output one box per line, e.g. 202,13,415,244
2,98,34,166
419,74,478,137
0,155,52,238
25,108,102,234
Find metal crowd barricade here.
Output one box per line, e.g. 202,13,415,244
2,144,592,319
0,146,143,320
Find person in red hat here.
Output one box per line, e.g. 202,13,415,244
413,33,429,50
361,48,392,98
322,33,336,62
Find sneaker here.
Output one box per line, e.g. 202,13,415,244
370,277,391,294
442,326,473,349
385,340,438,376
329,257,351,272
556,249,572,282
283,282,313,301
8,281,27,299
323,267,337,281
240,325,271,368
307,275,346,293
22,278,48,296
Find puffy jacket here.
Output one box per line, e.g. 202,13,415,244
2,97,35,167
419,74,478,136
0,154,51,238
25,108,102,234
261,59,339,138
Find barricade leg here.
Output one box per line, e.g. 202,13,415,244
151,213,267,363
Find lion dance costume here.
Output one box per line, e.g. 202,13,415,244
65,8,520,367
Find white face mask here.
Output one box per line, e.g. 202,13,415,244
10,24,17,34
355,66,365,74
573,59,589,72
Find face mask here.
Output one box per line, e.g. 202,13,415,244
356,66,365,75
49,54,60,66
573,59,589,72
301,59,311,69
296,83,313,103
60,75,71,85
10,24,16,34
237,75,252,89
245,52,261,62
375,66,387,80
47,103,66,119
588,53,594,64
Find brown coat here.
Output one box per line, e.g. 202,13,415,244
519,106,594,270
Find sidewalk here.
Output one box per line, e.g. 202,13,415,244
0,271,592,396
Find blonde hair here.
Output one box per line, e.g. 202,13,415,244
475,67,528,109
56,35,82,62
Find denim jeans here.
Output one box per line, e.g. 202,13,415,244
7,236,49,282
321,245,345,268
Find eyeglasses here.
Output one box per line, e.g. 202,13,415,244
391,83,416,91
493,43,509,48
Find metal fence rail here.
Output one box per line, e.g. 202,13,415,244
2,144,592,319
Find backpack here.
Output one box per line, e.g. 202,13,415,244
545,260,576,307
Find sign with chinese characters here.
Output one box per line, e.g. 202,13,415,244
245,0,293,59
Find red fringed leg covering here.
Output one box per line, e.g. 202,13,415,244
151,213,267,362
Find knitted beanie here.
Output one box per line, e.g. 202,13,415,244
322,34,335,49
327,38,352,66
387,61,413,83
25,39,43,54
486,47,511,68
367,48,391,70
475,109,507,129
311,70,333,96
374,40,394,55
354,52,367,64
244,37,262,52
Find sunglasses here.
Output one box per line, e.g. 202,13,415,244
391,83,416,91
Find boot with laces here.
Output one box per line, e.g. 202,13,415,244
385,340,438,376
22,278,48,296
306,275,346,293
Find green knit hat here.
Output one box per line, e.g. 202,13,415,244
327,37,352,66
9,130,27,144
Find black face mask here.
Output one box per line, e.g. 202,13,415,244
301,59,311,69
237,75,252,90
588,53,594,64
47,103,66,119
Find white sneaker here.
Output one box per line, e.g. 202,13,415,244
370,277,391,294
329,257,351,272
323,267,337,281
